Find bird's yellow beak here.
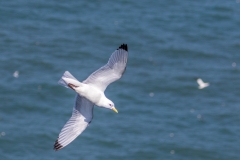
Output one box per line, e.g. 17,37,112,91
112,107,118,113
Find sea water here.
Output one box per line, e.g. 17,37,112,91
0,0,240,159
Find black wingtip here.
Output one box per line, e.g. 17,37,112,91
118,44,128,52
54,139,63,151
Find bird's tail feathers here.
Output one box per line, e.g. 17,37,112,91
58,71,81,88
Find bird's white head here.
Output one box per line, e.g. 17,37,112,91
103,99,118,113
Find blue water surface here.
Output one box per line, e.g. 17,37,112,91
0,0,240,160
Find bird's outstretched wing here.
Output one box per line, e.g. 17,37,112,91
54,95,94,151
83,44,128,92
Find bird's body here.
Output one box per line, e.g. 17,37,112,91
197,78,209,89
77,84,103,106
54,44,128,151
63,78,103,105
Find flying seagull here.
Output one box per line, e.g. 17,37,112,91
197,78,209,89
54,44,128,151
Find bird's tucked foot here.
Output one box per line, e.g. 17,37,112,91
68,83,78,90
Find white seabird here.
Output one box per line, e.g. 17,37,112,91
54,44,128,151
197,78,209,89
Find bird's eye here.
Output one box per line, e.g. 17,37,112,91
109,104,112,107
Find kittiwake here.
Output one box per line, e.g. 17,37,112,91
54,44,128,151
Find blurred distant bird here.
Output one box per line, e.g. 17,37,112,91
197,78,209,89
54,44,128,151
13,71,19,78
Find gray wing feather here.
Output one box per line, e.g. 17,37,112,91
83,44,128,91
54,95,94,151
